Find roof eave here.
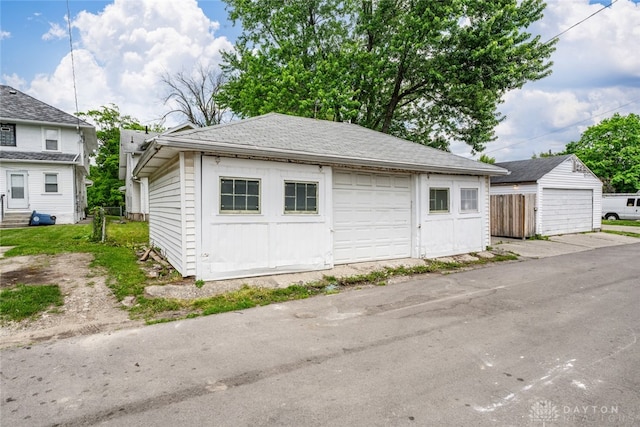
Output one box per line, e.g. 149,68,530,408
135,137,509,177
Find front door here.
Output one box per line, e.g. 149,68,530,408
7,171,29,209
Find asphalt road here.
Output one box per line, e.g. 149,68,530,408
2,243,639,427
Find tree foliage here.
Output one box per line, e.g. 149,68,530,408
161,65,229,127
221,0,555,153
79,105,150,209
478,154,496,164
565,113,640,193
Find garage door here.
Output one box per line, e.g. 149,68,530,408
541,188,593,235
333,170,412,263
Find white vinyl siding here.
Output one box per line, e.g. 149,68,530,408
333,170,412,263
148,156,183,275
0,163,76,223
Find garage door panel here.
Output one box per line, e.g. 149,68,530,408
541,188,593,235
333,170,412,263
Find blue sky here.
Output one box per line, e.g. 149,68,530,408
1,0,639,161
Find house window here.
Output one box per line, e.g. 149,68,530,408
284,181,318,213
429,188,449,212
44,128,59,151
220,178,260,213
44,173,59,193
1,123,16,146
460,188,478,212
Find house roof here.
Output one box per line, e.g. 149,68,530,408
134,113,508,177
0,85,98,151
490,155,573,184
0,150,78,163
119,123,195,180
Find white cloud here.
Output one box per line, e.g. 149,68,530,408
1,73,26,89
42,22,67,41
22,0,233,126
474,0,640,162
0,30,10,40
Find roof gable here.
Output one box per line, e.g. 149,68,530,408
137,113,507,177
491,155,573,184
0,85,93,128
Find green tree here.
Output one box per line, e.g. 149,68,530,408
478,154,496,164
565,113,640,193
221,0,555,153
79,105,155,209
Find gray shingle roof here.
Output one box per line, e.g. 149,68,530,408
0,150,78,163
0,85,93,128
140,113,507,177
491,155,572,184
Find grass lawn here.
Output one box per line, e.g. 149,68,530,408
602,219,640,227
0,284,63,322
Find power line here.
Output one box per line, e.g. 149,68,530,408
66,0,80,119
484,97,640,155
544,0,618,44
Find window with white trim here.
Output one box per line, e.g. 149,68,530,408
284,181,318,213
460,188,478,212
429,188,449,213
44,173,59,193
220,178,260,213
44,128,60,151
1,123,16,146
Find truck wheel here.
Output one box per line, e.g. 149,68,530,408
605,213,619,220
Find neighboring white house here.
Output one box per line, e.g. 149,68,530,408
490,154,602,236
133,113,508,281
119,124,195,221
0,85,98,225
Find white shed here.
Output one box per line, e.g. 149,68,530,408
490,155,602,236
133,113,508,281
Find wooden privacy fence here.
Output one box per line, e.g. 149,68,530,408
491,194,536,239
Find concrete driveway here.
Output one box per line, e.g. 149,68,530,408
491,231,638,259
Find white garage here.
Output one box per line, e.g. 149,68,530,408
333,170,412,263
133,113,508,281
491,155,602,237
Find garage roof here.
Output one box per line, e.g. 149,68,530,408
134,113,508,177
491,155,573,184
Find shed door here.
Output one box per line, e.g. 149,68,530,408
541,188,593,235
333,170,411,263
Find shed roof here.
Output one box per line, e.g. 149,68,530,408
134,113,508,177
491,155,573,184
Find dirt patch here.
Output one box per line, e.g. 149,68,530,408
0,253,143,349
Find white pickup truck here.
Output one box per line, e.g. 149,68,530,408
602,193,640,220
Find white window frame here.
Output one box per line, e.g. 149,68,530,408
460,188,479,213
284,181,319,214
44,173,59,194
429,187,450,213
43,128,61,152
219,177,261,214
